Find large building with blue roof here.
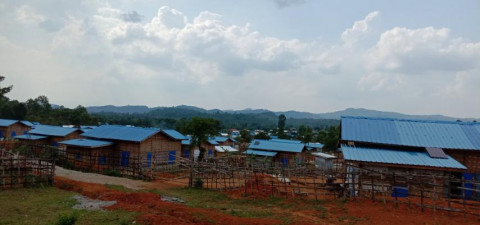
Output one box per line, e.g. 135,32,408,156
0,118,33,139
246,139,308,166
73,125,186,168
24,124,82,146
340,116,480,173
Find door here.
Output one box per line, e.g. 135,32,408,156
168,151,176,164
463,173,474,199
11,131,16,137
98,156,106,165
146,152,152,167
121,151,130,167
281,157,288,167
184,150,190,159
0,130,3,138
208,149,213,158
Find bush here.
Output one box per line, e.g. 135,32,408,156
193,178,203,189
102,170,122,177
56,212,78,225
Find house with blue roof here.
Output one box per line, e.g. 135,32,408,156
340,116,480,197
0,118,33,139
340,116,480,172
246,139,308,166
80,125,185,167
24,124,82,146
58,139,114,170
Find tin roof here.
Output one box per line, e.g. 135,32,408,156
214,136,236,143
311,152,336,159
29,125,79,137
306,142,324,148
270,139,302,144
0,119,18,127
215,146,239,153
341,116,480,150
207,138,219,145
161,129,188,140
181,139,191,145
81,125,160,142
341,144,466,170
59,139,113,148
244,149,278,157
20,121,34,127
14,134,47,140
249,139,305,153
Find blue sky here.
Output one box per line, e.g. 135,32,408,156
1,0,479,117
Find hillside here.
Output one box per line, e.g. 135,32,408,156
87,105,476,121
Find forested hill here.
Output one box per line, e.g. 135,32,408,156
87,105,477,122
92,107,340,130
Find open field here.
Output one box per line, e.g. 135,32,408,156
2,166,480,224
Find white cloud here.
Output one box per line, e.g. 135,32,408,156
1,3,479,118
16,5,46,24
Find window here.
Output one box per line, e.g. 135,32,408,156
75,154,82,160
52,142,58,147
184,150,190,158
24,131,28,135
0,131,3,138
98,156,106,165
208,149,213,157
281,158,288,167
11,131,16,137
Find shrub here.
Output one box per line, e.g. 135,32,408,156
193,178,203,189
56,212,78,225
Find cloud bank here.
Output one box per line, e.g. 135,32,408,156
1,2,479,117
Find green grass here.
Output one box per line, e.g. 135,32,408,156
0,187,137,225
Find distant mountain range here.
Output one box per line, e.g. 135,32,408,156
86,105,478,122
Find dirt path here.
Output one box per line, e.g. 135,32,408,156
55,166,152,190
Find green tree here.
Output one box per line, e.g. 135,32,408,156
254,132,271,140
322,126,340,151
298,125,313,143
181,117,220,161
238,129,252,143
0,76,12,100
278,114,288,139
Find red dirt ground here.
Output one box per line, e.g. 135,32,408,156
55,177,280,225
55,176,480,225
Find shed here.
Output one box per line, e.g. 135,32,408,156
0,119,33,139
311,152,336,170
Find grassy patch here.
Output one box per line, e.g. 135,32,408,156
104,184,136,193
0,187,137,225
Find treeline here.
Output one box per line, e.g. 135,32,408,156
93,108,339,130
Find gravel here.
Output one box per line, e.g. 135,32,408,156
72,195,117,211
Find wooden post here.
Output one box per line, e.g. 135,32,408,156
371,176,375,201
462,176,466,218
314,176,318,201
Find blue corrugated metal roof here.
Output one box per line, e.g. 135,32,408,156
59,139,113,148
29,125,78,137
162,129,188,140
20,121,34,127
270,139,302,144
341,144,466,170
208,138,219,145
306,142,324,148
14,134,47,140
249,139,305,153
0,119,18,127
244,149,278,157
341,116,480,150
81,125,159,142
181,139,191,145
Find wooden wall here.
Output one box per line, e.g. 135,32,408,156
66,146,113,170
0,123,31,139
446,150,480,173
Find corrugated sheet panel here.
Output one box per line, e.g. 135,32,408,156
30,125,78,137
0,119,18,127
14,134,47,140
59,139,113,148
311,152,336,159
20,121,34,127
342,145,466,170
181,139,191,145
161,129,188,140
307,143,324,148
270,139,302,144
81,125,159,142
215,146,238,152
208,139,219,145
244,150,278,157
341,116,480,150
248,139,305,153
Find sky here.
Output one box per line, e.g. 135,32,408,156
1,0,479,118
